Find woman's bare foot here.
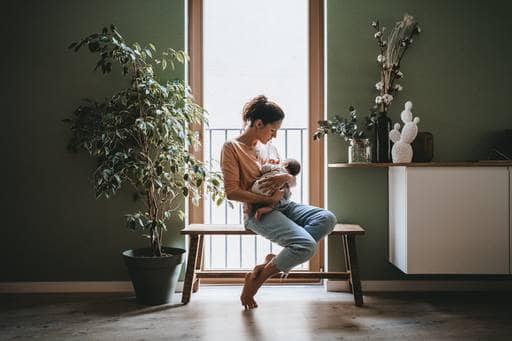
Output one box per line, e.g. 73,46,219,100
250,253,275,279
241,272,259,309
240,254,280,310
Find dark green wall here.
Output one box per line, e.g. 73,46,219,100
3,0,512,283
1,0,185,281
326,0,512,279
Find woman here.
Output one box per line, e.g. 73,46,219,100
221,95,337,310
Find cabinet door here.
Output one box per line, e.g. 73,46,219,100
406,167,509,274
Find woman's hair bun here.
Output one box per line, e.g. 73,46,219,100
241,95,284,127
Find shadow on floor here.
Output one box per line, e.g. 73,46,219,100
0,293,184,317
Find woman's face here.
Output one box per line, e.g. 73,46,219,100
255,119,282,144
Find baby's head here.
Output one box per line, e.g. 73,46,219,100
283,158,301,176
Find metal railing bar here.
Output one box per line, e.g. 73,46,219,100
208,129,213,269
224,130,228,225
209,128,213,224
300,129,304,203
254,236,257,265
225,235,228,268
285,129,288,158
239,235,242,268
209,235,212,269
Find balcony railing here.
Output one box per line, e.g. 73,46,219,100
203,127,308,270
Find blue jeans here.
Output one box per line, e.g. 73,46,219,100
244,199,337,273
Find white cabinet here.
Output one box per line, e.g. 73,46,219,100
389,166,510,274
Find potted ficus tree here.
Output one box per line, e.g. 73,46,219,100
64,25,225,305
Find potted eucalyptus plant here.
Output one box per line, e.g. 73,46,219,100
314,106,371,163
64,25,225,305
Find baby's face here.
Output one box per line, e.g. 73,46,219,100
283,161,294,175
283,159,301,176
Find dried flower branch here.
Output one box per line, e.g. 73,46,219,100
371,14,420,114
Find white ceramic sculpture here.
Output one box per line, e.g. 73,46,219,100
389,101,420,163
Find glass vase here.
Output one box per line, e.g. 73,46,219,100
348,138,371,164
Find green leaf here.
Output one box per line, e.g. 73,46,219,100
88,41,100,52
73,42,82,52
113,30,123,41
127,217,136,230
154,179,163,188
176,52,185,63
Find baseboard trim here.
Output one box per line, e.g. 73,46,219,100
3,280,512,294
325,280,512,292
0,281,183,294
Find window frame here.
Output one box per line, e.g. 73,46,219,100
187,0,326,281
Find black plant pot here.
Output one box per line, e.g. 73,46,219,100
122,247,185,306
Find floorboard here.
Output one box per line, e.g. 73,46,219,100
1,285,512,340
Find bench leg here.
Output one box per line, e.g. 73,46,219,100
346,235,363,306
192,235,204,293
182,235,199,304
342,235,352,293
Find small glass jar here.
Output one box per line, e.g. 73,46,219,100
348,138,371,164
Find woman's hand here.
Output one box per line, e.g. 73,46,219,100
270,189,285,205
259,173,293,194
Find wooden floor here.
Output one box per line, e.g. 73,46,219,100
1,285,512,340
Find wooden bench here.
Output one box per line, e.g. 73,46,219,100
181,223,366,306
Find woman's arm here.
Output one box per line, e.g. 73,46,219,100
226,188,284,205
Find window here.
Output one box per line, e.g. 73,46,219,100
188,0,325,275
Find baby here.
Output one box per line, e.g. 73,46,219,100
251,158,301,220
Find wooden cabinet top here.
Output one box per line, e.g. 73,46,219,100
328,161,512,168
